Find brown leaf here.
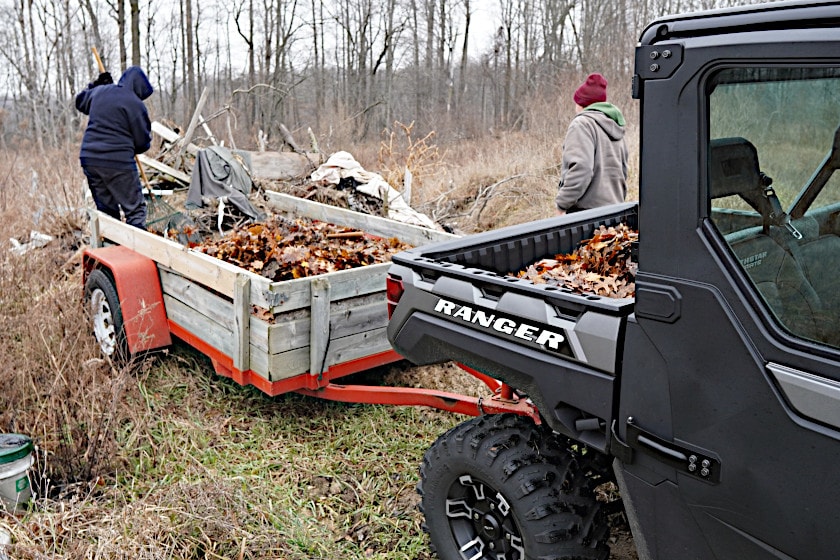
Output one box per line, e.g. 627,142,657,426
512,223,638,299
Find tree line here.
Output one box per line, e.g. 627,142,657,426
0,0,760,151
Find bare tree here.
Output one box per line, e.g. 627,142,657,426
234,0,256,124
456,0,471,110
81,0,106,70
0,0,775,151
103,0,127,70
309,0,325,128
129,0,140,66
183,0,196,121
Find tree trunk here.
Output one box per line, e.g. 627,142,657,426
310,0,323,129
184,0,196,123
82,0,105,73
457,0,471,110
130,0,140,66
117,0,127,70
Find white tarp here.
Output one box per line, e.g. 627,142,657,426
310,151,438,230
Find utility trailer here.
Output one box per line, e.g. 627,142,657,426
82,191,536,416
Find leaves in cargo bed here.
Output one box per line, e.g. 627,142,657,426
193,216,412,281
515,223,638,298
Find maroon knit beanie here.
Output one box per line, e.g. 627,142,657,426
573,73,608,107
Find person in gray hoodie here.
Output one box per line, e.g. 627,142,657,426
75,66,154,229
555,73,628,215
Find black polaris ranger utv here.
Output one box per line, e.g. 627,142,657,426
386,2,840,558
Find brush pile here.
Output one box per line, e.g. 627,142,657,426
515,223,638,298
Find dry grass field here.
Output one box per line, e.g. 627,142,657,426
0,94,640,559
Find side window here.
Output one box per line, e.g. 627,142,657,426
708,68,840,348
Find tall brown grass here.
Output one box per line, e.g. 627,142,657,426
0,150,124,486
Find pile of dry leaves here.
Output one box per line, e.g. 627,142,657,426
193,216,412,282
515,223,638,298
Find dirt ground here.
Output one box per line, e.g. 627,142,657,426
610,527,639,559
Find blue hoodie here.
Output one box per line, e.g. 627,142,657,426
75,66,154,170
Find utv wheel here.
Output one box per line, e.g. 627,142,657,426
418,414,610,560
85,268,129,363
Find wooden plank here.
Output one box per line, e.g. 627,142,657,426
264,190,456,246
233,274,251,371
263,262,389,312
152,121,199,155
136,154,191,184
249,311,302,354
98,213,240,295
240,151,316,180
199,114,218,146
324,327,393,367
158,268,234,330
309,277,331,377
253,327,393,381
249,295,386,355
248,345,306,380
163,295,233,357
177,88,209,160
89,210,102,249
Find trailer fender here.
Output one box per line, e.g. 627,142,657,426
83,245,172,354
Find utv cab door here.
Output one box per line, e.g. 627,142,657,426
618,11,840,560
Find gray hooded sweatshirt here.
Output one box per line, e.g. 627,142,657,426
555,102,628,212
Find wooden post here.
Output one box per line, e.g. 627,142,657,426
403,166,413,206
176,87,209,162
199,114,218,145
89,210,101,248
309,277,331,377
233,273,251,372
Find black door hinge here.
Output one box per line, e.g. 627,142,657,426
626,417,721,484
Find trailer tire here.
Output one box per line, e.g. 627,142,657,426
85,268,129,364
418,414,610,560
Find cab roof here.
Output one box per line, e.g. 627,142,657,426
639,0,840,45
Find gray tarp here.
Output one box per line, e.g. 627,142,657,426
186,146,265,221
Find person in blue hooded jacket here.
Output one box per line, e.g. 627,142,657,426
75,66,154,229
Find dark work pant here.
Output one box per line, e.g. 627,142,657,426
83,165,147,229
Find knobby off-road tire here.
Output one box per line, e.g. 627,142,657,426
418,414,611,560
84,268,129,364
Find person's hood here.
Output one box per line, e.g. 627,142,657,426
579,102,626,140
118,66,154,100
585,102,625,126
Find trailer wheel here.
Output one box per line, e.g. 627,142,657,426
418,414,610,560
85,269,129,363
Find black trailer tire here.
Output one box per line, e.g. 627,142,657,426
418,414,610,560
84,268,129,364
